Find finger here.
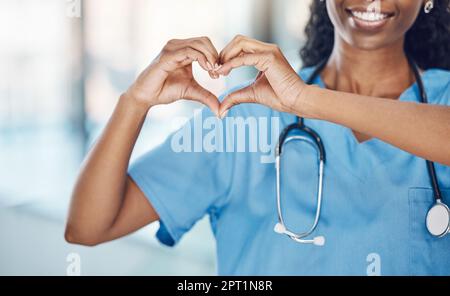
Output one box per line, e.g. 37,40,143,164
208,71,216,79
219,35,269,64
187,38,219,70
219,35,251,63
169,37,219,70
216,53,270,76
208,70,219,79
219,84,256,117
184,81,220,117
169,47,210,72
196,37,220,66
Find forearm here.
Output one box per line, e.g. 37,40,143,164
298,85,450,166
67,94,150,239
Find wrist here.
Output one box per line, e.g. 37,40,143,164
291,84,321,119
120,91,154,116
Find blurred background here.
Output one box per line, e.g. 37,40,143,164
0,0,312,275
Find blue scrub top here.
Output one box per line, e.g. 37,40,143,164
129,67,450,275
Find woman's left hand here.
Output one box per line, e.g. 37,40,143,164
215,35,307,117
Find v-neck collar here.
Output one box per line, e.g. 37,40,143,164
298,68,433,181
315,69,429,144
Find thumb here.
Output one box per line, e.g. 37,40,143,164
184,82,220,117
219,84,256,118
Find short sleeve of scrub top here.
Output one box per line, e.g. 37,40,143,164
128,86,248,247
128,108,227,246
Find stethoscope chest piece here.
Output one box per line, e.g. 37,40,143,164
426,200,450,237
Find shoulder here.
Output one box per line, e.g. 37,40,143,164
424,68,450,105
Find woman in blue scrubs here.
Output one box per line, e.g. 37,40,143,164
66,0,450,275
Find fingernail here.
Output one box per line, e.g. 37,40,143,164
207,62,213,71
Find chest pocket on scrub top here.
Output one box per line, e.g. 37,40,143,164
408,187,450,275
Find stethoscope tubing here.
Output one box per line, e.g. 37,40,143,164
275,136,324,240
275,56,448,243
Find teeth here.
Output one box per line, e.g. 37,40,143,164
351,10,388,22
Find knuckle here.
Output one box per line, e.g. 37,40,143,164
234,34,244,41
192,40,208,52
167,39,178,45
161,47,169,54
237,38,246,46
160,47,173,57
269,43,280,52
189,39,200,47
180,47,191,57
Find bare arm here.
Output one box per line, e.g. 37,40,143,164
299,86,450,166
65,95,159,246
65,37,221,246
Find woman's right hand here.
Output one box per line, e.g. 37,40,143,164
66,37,223,246
125,37,221,116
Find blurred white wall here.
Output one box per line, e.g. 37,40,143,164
0,0,312,275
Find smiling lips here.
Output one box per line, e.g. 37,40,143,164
346,8,395,31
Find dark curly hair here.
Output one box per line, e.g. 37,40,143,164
300,0,450,70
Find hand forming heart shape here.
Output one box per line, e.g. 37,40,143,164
125,35,307,118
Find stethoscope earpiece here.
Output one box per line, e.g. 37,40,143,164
312,236,325,247
273,222,286,234
274,222,326,246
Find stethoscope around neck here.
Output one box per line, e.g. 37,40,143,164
273,57,450,246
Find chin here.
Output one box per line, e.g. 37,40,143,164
352,39,391,51
346,31,398,51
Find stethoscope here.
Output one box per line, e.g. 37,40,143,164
274,57,449,246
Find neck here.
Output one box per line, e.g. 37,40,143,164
322,36,415,99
